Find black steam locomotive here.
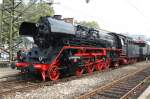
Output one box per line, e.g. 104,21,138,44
14,16,150,81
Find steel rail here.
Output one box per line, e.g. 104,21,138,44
0,62,148,97
120,76,150,99
0,67,114,96
77,66,150,99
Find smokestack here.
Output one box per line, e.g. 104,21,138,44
53,15,62,20
63,18,74,24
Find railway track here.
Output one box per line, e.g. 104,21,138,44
0,67,114,97
0,73,24,81
0,72,37,84
0,62,148,98
77,66,150,99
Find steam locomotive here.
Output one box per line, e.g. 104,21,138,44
14,16,150,81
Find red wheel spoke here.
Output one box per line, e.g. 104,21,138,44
48,66,59,81
95,62,103,71
85,61,94,74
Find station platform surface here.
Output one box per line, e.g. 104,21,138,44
138,85,150,99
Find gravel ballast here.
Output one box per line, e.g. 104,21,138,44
2,62,150,99
0,67,19,77
0,67,20,82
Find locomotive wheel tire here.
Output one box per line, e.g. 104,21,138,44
75,67,84,77
48,66,59,81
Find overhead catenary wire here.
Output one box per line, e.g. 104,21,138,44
56,3,104,25
124,0,150,36
54,3,117,34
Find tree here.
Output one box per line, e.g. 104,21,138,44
0,1,55,44
0,1,55,61
23,2,54,22
77,21,100,29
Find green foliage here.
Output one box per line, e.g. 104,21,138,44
23,2,54,22
78,21,100,29
0,1,55,44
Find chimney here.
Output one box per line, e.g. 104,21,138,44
63,18,74,24
53,15,62,20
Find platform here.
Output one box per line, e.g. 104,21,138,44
138,85,150,99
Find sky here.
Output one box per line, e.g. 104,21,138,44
0,0,150,38
52,0,150,38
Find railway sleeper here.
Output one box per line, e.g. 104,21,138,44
102,90,124,96
113,85,133,90
128,76,148,80
90,95,107,99
109,87,129,93
124,78,147,83
127,81,143,85
118,82,140,86
96,92,121,99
